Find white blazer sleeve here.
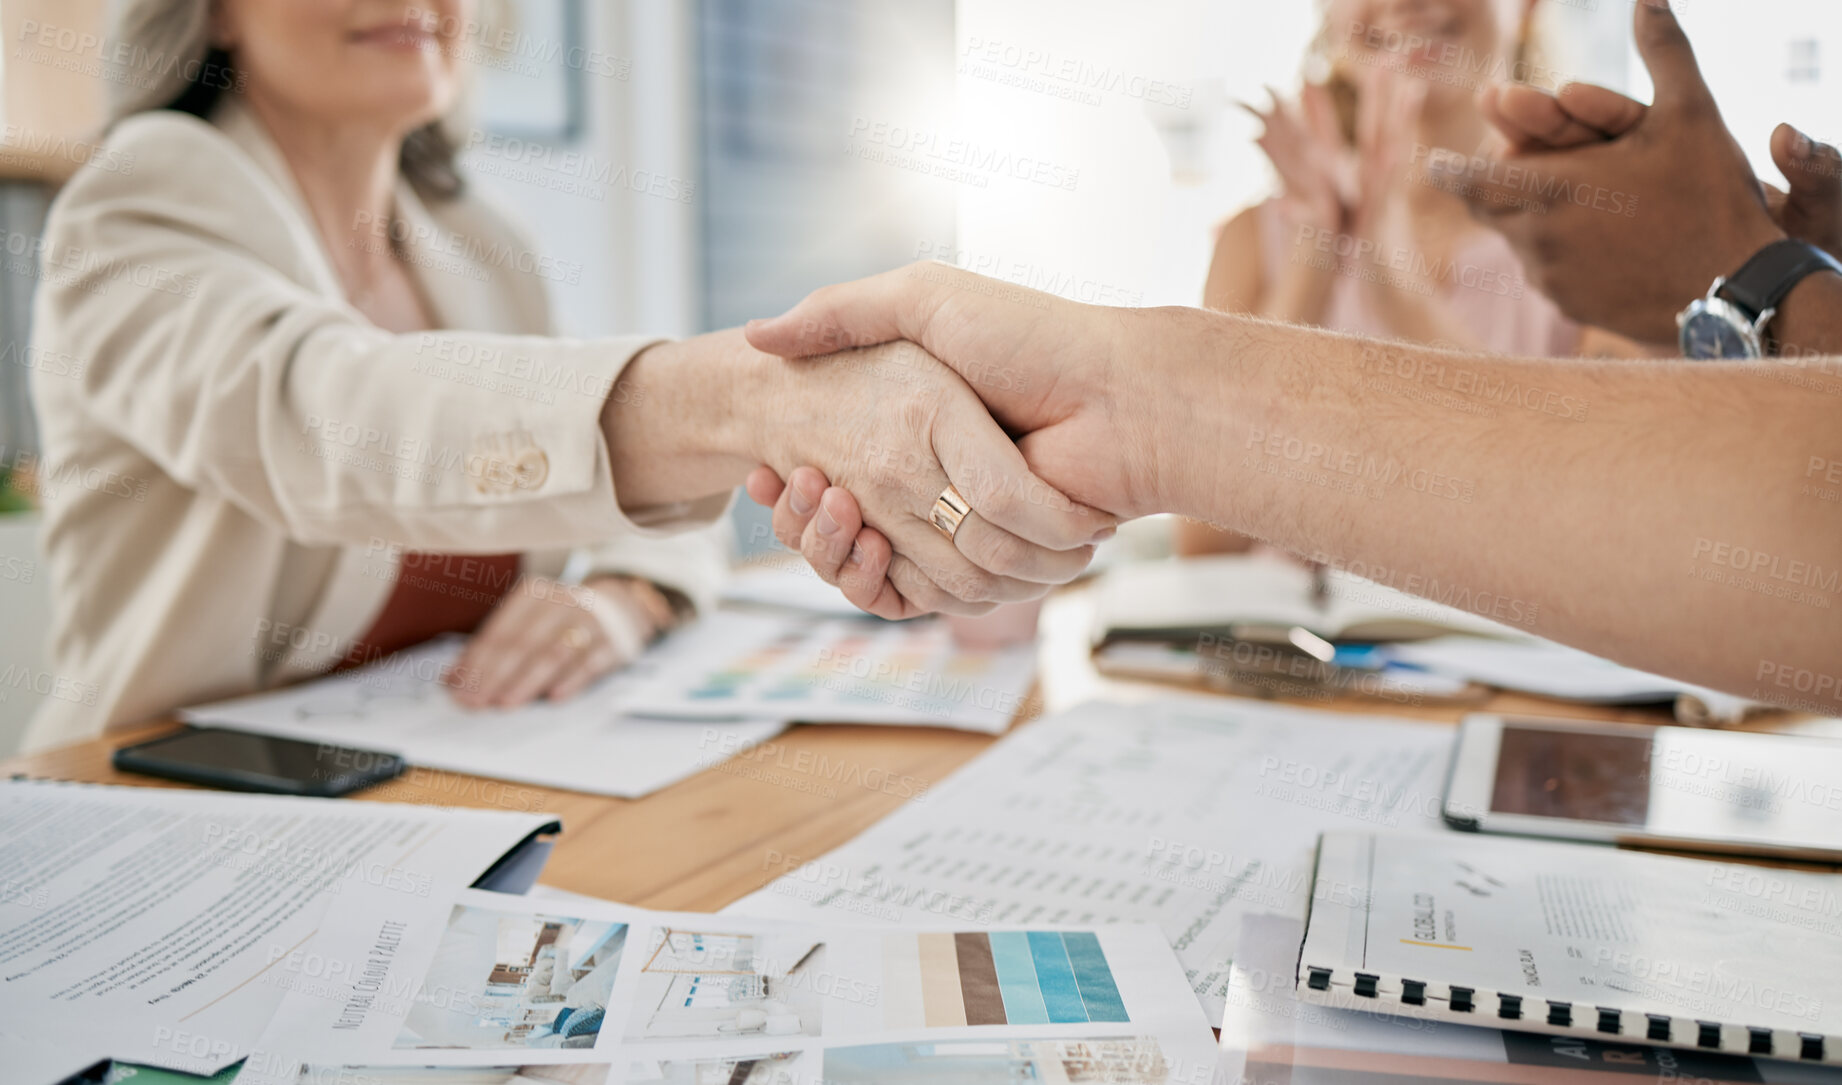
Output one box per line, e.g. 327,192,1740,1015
32,110,724,552
573,521,733,617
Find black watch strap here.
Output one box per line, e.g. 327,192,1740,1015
1717,238,1842,319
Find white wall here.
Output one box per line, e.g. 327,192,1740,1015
1633,0,1842,180
950,0,1320,310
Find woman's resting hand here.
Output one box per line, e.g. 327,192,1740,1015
443,575,672,706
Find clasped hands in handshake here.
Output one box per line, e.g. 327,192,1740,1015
606,260,1233,626
736,262,1169,622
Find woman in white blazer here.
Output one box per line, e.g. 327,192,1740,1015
24,0,1111,749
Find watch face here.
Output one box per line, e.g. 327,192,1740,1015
1679,307,1757,360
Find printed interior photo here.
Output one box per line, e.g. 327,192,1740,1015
623,928,827,1042
394,904,628,1050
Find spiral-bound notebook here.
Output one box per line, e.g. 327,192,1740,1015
1297,830,1842,1066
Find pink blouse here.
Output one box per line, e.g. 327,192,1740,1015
1253,198,1582,357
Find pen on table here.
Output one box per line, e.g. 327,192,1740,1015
785,942,823,976
1287,626,1337,663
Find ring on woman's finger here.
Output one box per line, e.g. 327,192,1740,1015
558,625,592,651
928,484,972,541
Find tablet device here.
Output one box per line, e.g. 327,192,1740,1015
1444,713,1842,861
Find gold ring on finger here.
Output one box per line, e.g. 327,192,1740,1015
929,484,972,541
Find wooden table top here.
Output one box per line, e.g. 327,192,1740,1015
0,585,1704,911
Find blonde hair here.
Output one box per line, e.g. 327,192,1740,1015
1304,0,1545,143
104,0,475,199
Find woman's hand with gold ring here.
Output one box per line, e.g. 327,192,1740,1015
446,576,673,707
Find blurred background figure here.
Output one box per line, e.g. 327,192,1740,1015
1182,0,1608,557
1207,0,1574,352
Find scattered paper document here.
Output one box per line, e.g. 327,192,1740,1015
237,883,1222,1084
1386,636,1697,703
0,781,557,1075
619,612,1038,734
1384,636,1776,722
730,696,1457,1020
182,637,786,799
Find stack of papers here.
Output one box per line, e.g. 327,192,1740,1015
1385,636,1765,721
1088,555,1769,719
5,780,1223,1084
183,610,1039,801
232,881,1222,1085
1388,636,1708,703
1092,554,1525,646
0,781,558,1076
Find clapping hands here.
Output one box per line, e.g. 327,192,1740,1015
1479,65,1842,267
1242,81,1356,235
1447,0,1824,343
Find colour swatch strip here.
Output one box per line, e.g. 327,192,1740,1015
886,930,1130,1029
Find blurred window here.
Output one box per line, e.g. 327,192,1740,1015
696,0,954,331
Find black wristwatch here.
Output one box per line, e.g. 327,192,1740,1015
1677,239,1842,359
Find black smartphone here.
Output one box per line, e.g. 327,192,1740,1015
112,725,405,797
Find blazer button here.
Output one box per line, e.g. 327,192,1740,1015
467,431,547,495
510,448,549,490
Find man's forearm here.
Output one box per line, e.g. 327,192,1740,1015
602,328,768,510
1136,307,1842,709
